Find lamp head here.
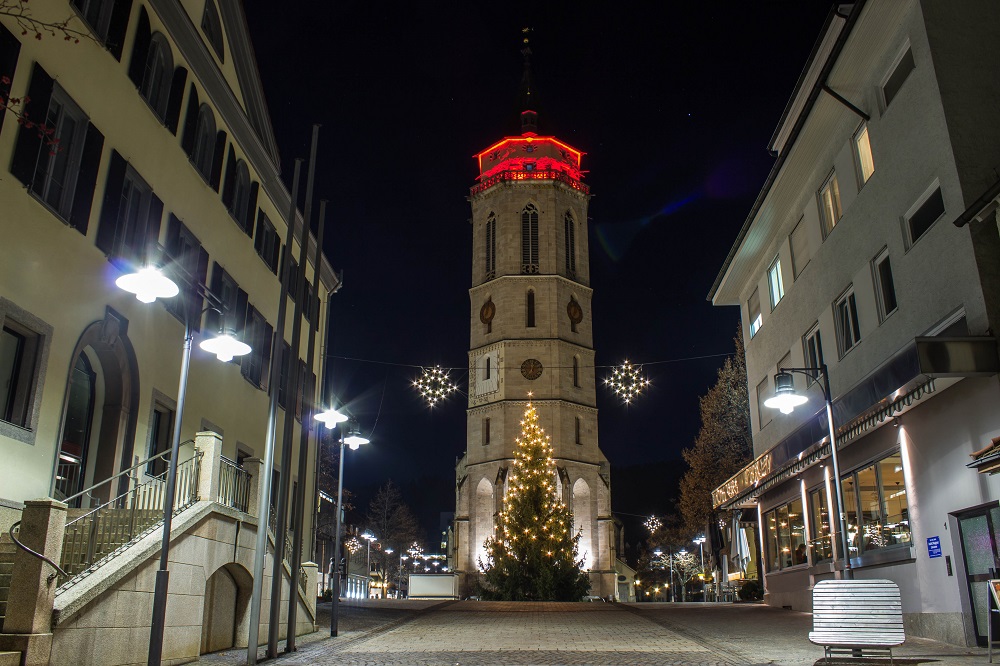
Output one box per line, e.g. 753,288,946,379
763,371,808,414
315,406,349,428
115,266,179,304
199,327,251,362
343,418,370,449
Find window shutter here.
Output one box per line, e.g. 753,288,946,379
245,183,258,236
10,63,53,188
207,261,223,333
69,122,105,236
209,130,226,191
253,210,265,255
180,85,199,156
165,213,181,255
106,0,134,61
127,7,151,87
192,246,209,332
221,145,236,209
313,293,320,332
229,287,248,364
164,67,187,135
95,150,127,255
260,321,273,392
0,24,22,137
145,192,164,263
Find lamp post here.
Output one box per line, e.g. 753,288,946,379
763,364,852,579
399,554,408,597
693,535,706,600
116,266,251,666
318,414,368,637
384,548,393,598
361,532,376,597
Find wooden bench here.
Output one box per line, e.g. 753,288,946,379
809,579,905,664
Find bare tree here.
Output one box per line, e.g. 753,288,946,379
0,1,91,42
365,480,421,594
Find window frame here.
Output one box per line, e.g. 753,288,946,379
748,288,762,338
808,485,833,563
200,0,225,62
834,286,862,357
840,450,911,558
139,33,173,121
33,85,89,220
872,247,898,323
254,211,280,274
854,123,875,187
763,496,808,572
191,104,216,182
817,171,842,239
802,322,825,385
521,203,539,274
0,299,52,444
903,183,945,248
71,0,114,42
564,211,576,277
881,44,915,111
485,213,496,281
756,376,771,431
789,216,810,279
767,256,784,310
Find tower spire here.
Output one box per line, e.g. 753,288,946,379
520,27,538,136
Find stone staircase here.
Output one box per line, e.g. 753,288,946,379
0,534,19,666
60,507,162,580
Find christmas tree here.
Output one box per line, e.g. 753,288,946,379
478,401,591,601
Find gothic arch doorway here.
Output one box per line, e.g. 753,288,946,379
53,308,139,505
573,478,592,570
201,562,252,654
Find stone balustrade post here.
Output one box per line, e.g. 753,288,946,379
302,561,318,624
0,497,66,666
242,457,264,520
194,431,223,503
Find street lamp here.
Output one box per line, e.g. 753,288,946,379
117,265,251,666
322,416,369,636
361,532,376,597
763,365,851,579
384,549,393,598
693,535,706,600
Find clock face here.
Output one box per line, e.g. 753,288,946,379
567,299,583,325
521,358,543,380
480,299,496,324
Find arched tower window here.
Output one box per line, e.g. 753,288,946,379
485,212,496,280
564,211,576,276
140,34,173,120
526,289,535,328
521,203,539,274
575,416,582,444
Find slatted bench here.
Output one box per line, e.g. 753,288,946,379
809,579,905,664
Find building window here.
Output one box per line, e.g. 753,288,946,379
0,323,40,428
72,0,114,42
789,216,810,279
485,356,491,380
191,104,217,182
228,160,251,227
818,172,842,238
808,486,833,563
803,322,824,382
564,212,576,276
521,203,539,274
201,0,224,62
482,418,490,446
241,306,271,390
485,213,496,280
146,402,173,477
756,376,771,431
254,211,280,274
855,124,875,185
872,248,897,322
34,87,88,219
164,216,207,329
573,356,580,388
139,34,172,121
882,46,914,109
575,416,581,445
841,451,911,556
768,257,784,310
834,287,861,357
748,288,762,337
764,497,806,572
905,185,945,247
526,290,535,328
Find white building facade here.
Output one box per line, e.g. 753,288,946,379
711,0,1000,647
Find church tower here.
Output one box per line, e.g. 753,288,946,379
453,38,614,598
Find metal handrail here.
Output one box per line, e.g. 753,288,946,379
219,455,251,513
60,441,193,506
9,521,68,583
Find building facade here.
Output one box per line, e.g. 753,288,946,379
453,102,615,599
0,0,335,657
710,0,1000,646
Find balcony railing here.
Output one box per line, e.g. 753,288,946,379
218,455,251,513
470,169,589,196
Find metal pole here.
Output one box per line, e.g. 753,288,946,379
247,159,302,665
147,322,192,666
822,365,853,580
287,141,324,651
330,436,346,636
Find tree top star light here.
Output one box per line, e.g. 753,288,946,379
605,360,651,404
413,365,458,407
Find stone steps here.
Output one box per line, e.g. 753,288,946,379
0,534,15,633
0,651,20,666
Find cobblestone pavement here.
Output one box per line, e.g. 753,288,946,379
196,600,989,666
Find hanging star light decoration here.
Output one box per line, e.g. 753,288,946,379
413,365,458,407
345,537,362,555
604,360,651,404
644,515,662,534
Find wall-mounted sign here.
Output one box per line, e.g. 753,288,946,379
927,536,942,559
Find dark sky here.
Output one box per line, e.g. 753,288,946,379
243,1,834,540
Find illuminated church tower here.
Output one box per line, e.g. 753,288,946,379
453,38,614,598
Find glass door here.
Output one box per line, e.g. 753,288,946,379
957,505,1000,646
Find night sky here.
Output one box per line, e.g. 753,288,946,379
243,1,834,542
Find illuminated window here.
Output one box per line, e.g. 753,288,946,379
564,212,576,276
521,204,539,274
872,248,897,322
882,47,914,109
855,124,875,185
840,452,910,555
485,213,496,280
763,497,806,571
905,185,945,247
834,287,861,357
768,257,784,310
748,288,762,337
808,487,832,563
818,172,842,238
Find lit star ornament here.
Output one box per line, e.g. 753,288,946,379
413,365,457,407
604,360,651,404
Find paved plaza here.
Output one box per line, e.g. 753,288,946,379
197,600,988,666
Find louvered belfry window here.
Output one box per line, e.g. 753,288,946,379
564,212,576,276
485,213,496,280
521,204,539,274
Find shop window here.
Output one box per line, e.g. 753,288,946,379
808,486,833,563
764,497,807,572
840,451,911,557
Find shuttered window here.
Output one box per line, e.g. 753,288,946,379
521,204,538,273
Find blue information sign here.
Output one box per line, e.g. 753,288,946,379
927,536,942,559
